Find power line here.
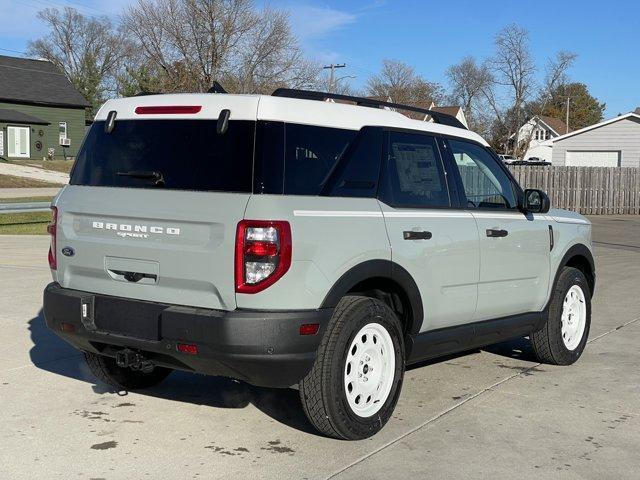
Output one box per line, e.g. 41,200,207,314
0,47,30,56
14,0,109,20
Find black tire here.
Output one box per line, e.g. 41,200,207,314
531,267,591,365
299,296,405,440
84,352,172,390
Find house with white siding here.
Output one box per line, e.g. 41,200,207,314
551,112,640,167
511,115,571,162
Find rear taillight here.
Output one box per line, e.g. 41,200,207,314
235,220,291,294
47,206,58,270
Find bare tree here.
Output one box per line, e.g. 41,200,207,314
489,24,536,154
28,7,128,116
446,56,493,130
121,0,319,93
516,51,577,155
366,59,444,107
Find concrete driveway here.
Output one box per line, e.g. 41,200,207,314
0,216,638,479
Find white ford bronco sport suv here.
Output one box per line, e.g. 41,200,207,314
44,88,595,440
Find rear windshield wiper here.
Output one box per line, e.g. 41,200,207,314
116,170,165,186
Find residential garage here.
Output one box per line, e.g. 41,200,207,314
565,150,621,167
552,112,640,167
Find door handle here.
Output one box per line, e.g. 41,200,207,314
403,230,432,240
486,229,508,238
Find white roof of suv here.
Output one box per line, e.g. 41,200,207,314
95,93,488,146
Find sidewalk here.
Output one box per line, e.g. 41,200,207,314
0,163,69,184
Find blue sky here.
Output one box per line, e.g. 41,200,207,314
1,0,638,117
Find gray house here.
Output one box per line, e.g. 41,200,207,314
0,54,89,161
551,112,640,167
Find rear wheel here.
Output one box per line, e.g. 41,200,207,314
299,296,405,440
531,267,591,365
84,352,172,390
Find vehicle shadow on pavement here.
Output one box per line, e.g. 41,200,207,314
406,336,537,372
482,336,538,362
28,309,91,382
28,308,318,435
144,372,318,435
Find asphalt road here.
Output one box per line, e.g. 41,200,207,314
0,216,638,479
0,187,61,199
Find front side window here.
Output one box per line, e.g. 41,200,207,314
378,131,450,208
448,139,517,209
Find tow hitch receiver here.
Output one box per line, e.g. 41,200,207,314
115,349,155,373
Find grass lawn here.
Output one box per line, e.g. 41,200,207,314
0,211,50,235
0,196,54,204
9,159,74,174
0,174,63,188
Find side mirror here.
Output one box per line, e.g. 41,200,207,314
522,189,550,214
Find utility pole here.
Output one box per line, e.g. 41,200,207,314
565,96,571,133
323,63,346,93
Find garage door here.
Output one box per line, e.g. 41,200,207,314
566,151,620,167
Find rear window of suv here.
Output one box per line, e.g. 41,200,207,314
71,120,255,192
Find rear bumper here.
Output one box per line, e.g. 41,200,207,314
43,283,332,388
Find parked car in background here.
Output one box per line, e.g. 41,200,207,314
498,154,518,164
510,158,552,166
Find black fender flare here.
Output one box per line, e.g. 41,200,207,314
551,243,596,301
320,259,424,334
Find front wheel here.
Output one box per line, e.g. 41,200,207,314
299,296,405,440
531,266,591,365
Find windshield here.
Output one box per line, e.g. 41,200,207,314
71,120,255,192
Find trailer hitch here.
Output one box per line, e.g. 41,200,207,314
115,349,155,373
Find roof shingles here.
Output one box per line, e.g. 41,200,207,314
0,55,89,108
538,115,571,135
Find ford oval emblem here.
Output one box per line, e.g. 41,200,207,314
61,246,75,257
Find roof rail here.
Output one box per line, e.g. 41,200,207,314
271,88,467,130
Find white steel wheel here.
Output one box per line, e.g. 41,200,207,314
561,285,587,351
343,322,396,418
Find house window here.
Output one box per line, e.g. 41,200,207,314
7,126,30,158
59,122,67,144
545,130,551,140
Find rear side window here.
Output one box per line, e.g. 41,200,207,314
378,131,450,208
283,124,357,195
71,120,255,192
322,127,383,198
253,122,358,196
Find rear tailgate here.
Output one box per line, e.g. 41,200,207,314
53,94,260,310
54,187,248,310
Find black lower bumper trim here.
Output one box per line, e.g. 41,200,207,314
43,283,332,388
